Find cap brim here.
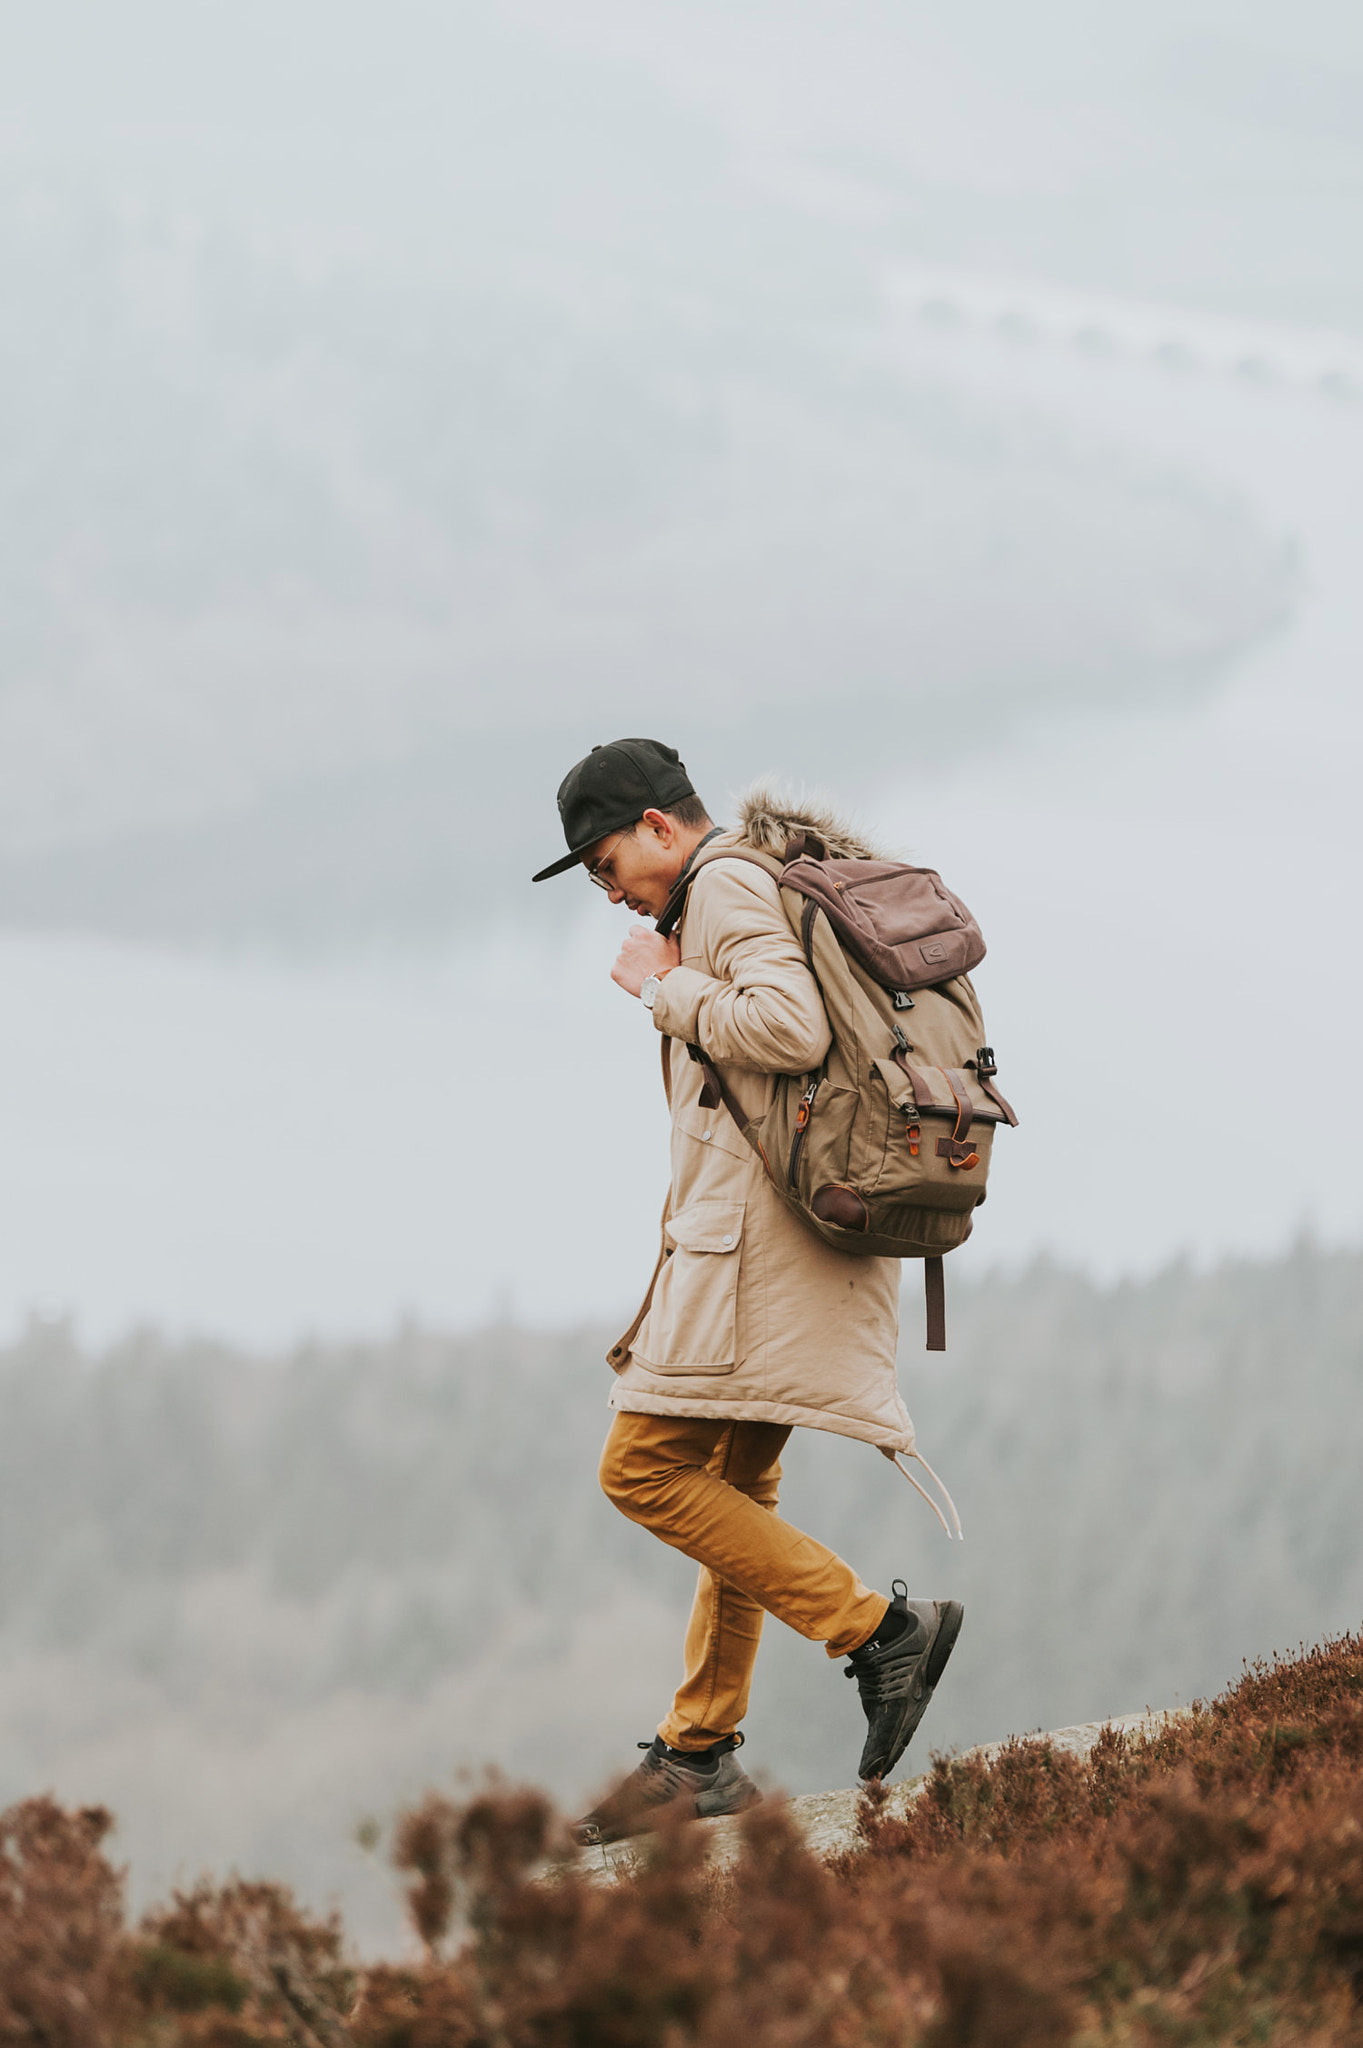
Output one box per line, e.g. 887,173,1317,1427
530,844,593,883
531,806,646,883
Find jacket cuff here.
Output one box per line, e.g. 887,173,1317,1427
650,964,711,1041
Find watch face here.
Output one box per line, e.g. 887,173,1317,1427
641,975,659,1008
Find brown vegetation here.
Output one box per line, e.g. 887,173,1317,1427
3,1632,1363,2045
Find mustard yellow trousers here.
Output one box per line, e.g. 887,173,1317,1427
599,1410,886,1753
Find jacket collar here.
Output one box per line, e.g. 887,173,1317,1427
655,825,726,938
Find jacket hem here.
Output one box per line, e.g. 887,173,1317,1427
607,1382,914,1456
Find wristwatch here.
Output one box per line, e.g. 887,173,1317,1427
640,974,663,1011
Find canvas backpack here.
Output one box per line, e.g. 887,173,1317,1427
657,830,1018,1353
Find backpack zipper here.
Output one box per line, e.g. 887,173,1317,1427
788,1079,820,1186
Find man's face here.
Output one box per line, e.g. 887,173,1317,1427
583,811,688,919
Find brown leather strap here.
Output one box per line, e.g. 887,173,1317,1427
800,896,818,970
891,1054,938,1112
655,841,796,1155
924,1257,946,1352
687,1043,752,1133
936,1134,980,1169
607,1188,674,1367
977,1074,1019,1127
653,826,729,937
907,1066,939,1112
937,1067,974,1144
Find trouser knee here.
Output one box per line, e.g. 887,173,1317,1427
598,1436,658,1523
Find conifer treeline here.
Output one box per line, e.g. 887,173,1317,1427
1,1240,1359,1939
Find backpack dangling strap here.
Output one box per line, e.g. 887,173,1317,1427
879,1445,964,1541
937,1068,974,1144
969,1049,1020,1128
686,1042,752,1134
924,1255,946,1352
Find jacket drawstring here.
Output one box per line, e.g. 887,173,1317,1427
880,1445,964,1541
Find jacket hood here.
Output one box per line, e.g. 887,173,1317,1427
733,784,886,862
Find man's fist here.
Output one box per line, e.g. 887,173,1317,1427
611,925,682,997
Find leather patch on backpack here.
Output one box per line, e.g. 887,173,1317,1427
936,1137,981,1169
811,1184,869,1231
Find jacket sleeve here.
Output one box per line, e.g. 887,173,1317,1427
649,861,831,1074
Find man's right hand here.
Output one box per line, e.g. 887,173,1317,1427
611,925,681,997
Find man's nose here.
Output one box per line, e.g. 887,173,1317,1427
608,882,628,905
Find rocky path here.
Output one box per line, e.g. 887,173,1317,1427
583,1710,1182,1884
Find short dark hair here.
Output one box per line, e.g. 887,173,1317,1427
663,793,713,830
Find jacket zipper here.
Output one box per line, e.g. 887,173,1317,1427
788,1079,820,1186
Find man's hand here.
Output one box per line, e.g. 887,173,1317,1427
611,925,682,998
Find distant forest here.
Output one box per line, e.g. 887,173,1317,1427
0,1239,1359,1949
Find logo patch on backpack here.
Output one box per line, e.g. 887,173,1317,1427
919,940,948,963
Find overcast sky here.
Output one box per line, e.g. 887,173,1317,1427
0,0,1360,1339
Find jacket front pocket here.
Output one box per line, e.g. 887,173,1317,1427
631,1200,745,1376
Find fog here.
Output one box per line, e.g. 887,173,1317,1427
4,1244,1360,1951
0,0,1361,1948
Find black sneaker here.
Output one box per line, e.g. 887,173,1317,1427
845,1581,964,1782
573,1734,761,1847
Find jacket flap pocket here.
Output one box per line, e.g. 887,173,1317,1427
678,1097,752,1162
665,1201,745,1254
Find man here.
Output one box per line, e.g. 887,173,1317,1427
532,738,962,1844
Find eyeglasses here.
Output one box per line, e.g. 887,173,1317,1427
586,824,638,891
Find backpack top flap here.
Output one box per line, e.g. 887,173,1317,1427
778,857,986,992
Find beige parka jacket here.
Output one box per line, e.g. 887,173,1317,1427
608,795,916,1457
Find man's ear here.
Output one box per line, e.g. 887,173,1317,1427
639,807,675,845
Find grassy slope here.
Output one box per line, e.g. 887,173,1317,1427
5,1630,1363,2045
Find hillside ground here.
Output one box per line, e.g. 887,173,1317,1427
4,1628,1363,2045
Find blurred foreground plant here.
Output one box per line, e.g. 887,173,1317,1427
3,1631,1363,2044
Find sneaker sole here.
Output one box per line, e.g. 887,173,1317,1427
577,1764,761,1843
859,1599,964,1783
695,1775,763,1821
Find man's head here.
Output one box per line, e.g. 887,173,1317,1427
531,738,715,918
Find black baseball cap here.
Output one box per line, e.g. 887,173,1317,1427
531,738,696,882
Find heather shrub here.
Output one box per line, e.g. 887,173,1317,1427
360,1630,1363,2046
391,1782,558,1953
4,1630,1363,2044
0,1798,128,2048
135,1879,355,2045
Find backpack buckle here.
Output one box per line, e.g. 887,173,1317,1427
975,1046,997,1076
892,991,915,1011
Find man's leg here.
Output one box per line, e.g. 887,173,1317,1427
582,1410,963,1838
577,1408,880,1846
657,1420,787,1751
598,1410,886,1670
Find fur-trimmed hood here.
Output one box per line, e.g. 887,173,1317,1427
732,784,885,862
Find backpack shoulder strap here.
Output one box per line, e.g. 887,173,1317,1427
657,1011,754,1139
655,842,786,938
654,843,790,1150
